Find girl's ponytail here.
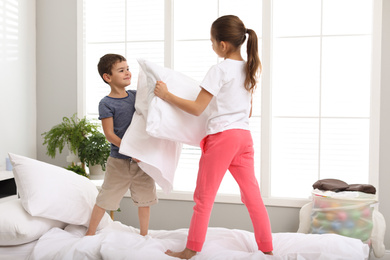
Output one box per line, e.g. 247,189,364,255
211,15,261,93
245,28,261,93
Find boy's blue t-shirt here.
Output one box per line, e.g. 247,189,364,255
98,90,136,159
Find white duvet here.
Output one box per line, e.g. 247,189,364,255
28,221,369,260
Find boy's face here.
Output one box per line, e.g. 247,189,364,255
105,61,131,88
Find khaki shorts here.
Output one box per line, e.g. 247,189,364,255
96,156,158,211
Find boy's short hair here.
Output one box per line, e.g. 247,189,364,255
97,54,127,84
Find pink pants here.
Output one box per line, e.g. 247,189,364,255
186,129,273,253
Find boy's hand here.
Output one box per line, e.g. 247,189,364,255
154,81,169,100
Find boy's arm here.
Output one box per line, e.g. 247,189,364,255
101,117,140,162
101,117,121,148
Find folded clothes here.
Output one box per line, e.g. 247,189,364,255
312,178,376,194
345,184,376,194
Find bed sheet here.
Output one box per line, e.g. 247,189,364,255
0,240,36,260
27,221,370,260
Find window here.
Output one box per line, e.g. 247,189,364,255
81,0,381,206
172,0,263,196
270,0,376,199
83,0,165,119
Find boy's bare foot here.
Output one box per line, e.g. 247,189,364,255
165,248,197,259
264,251,273,255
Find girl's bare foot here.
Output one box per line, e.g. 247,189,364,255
165,248,197,259
264,251,273,255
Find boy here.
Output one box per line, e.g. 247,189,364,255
86,54,158,236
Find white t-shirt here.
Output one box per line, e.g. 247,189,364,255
201,59,251,136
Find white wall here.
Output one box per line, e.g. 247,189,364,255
30,0,389,251
379,0,390,249
0,0,36,166
36,0,78,167
0,0,387,252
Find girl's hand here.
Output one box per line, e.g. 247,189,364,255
154,81,169,100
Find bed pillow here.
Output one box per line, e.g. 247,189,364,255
119,112,182,193
134,64,152,118
0,199,66,246
137,59,208,147
8,153,112,229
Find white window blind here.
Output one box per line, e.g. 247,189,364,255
271,0,374,198
82,0,380,204
84,0,164,118
172,0,263,195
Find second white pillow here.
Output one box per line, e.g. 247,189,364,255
8,153,112,229
138,59,208,147
0,199,66,246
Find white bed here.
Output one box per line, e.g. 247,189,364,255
0,217,370,260
0,241,36,260
0,154,376,260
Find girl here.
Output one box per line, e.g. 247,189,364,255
154,15,273,259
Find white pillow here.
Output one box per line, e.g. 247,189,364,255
8,153,112,229
119,112,182,193
0,199,66,245
134,64,152,118
137,59,208,147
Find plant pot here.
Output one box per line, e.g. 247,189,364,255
66,150,80,164
88,164,105,180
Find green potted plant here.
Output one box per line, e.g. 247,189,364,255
78,131,110,178
65,165,88,178
41,114,99,164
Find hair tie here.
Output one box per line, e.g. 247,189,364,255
246,28,249,34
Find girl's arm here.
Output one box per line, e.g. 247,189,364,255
101,117,121,147
154,81,213,116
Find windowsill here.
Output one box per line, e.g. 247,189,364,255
0,170,13,181
90,179,310,208
0,195,18,203
156,190,311,208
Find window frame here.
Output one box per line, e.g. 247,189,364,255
77,0,382,208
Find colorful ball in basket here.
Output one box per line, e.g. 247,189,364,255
344,220,355,229
321,220,331,230
337,211,348,221
318,201,330,209
366,220,373,230
331,221,342,231
353,229,371,242
349,210,361,220
325,212,336,221
314,228,326,235
315,212,326,220
310,190,377,242
339,228,353,237
312,218,321,228
356,219,368,228
360,232,371,242
362,207,372,218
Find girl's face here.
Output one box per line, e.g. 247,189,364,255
107,61,132,87
211,36,225,58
